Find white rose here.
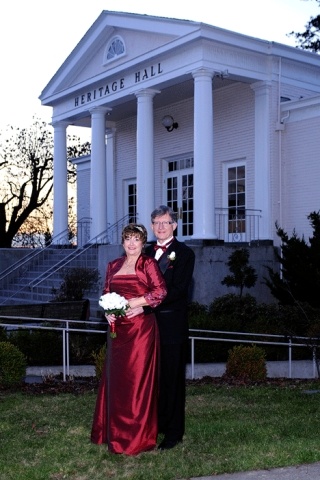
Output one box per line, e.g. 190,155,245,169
167,251,176,261
99,292,128,314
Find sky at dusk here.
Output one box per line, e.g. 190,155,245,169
0,0,319,134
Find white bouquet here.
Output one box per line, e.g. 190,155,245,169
99,292,129,338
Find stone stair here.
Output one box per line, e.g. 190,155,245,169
0,245,100,318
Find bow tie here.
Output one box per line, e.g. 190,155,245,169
154,240,173,252
154,244,167,252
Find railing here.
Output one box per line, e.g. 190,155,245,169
0,227,71,284
0,215,136,305
28,214,136,293
1,316,108,381
189,329,319,379
76,217,92,247
215,208,262,243
1,318,318,381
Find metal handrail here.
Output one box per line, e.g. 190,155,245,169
215,208,262,243
188,329,317,379
0,215,136,305
1,319,318,382
0,316,108,381
29,214,136,289
0,227,71,282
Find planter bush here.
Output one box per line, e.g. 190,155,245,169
225,344,267,382
91,343,106,380
0,341,27,386
9,328,62,366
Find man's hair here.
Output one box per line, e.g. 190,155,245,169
151,205,177,223
121,224,148,244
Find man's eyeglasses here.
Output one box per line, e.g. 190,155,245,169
152,221,174,227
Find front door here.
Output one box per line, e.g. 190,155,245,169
165,155,194,239
227,164,246,242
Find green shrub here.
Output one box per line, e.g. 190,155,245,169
225,344,267,382
91,343,106,380
188,302,211,330
9,328,62,366
69,331,106,365
0,327,7,342
0,341,27,386
188,302,218,363
52,267,99,301
209,293,257,329
187,298,317,363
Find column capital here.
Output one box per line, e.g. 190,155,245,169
192,68,215,80
89,106,112,116
135,88,161,100
250,80,273,94
51,120,69,129
105,127,117,136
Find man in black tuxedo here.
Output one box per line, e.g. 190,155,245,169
145,205,195,450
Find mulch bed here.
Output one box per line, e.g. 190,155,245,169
1,375,320,395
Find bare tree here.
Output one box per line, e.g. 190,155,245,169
0,118,90,248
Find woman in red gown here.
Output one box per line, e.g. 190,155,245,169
91,224,167,455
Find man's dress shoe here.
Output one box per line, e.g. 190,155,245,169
158,439,182,450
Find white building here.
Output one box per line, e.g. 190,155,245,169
39,11,320,303
40,10,320,246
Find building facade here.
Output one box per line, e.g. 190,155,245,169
40,10,320,246
39,11,320,304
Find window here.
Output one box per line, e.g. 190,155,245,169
104,36,125,63
127,182,137,223
228,165,246,236
165,155,194,238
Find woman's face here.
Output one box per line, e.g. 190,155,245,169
123,234,143,257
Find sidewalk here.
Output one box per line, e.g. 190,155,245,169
26,360,318,380
184,461,320,479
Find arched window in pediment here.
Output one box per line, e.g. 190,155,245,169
104,36,126,64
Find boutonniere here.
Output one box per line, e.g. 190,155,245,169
167,251,176,261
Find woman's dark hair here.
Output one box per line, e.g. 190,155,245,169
121,224,148,244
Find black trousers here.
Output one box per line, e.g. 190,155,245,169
158,342,187,441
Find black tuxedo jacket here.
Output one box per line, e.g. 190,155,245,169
145,238,195,344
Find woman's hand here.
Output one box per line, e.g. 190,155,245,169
127,297,146,309
105,313,116,325
126,306,144,318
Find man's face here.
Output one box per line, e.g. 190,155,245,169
151,213,177,244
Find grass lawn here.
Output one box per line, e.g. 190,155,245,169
1,380,320,479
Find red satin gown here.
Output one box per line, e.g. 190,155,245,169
91,275,160,455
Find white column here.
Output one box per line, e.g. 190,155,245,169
106,127,116,228
52,121,69,244
192,69,216,239
89,107,111,241
135,89,159,236
251,81,272,240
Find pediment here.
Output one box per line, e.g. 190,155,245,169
40,10,199,103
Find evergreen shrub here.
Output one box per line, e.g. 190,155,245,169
69,330,106,365
225,344,267,382
0,341,27,386
91,343,106,379
187,298,316,363
188,302,216,363
0,327,7,342
52,267,99,301
9,328,62,366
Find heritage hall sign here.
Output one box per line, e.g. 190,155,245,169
74,63,163,107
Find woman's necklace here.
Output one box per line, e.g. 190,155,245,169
124,259,136,273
